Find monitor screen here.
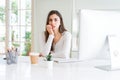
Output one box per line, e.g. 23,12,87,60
78,9,120,60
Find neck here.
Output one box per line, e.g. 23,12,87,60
54,30,61,36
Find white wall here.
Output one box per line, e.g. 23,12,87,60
75,0,120,10
33,0,73,52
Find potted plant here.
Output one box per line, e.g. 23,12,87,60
44,52,53,69
46,53,52,61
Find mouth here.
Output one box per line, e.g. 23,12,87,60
52,26,55,29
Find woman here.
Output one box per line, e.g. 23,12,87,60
40,10,71,59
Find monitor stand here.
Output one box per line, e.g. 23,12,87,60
95,65,120,71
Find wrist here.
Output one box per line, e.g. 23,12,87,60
49,32,54,36
49,34,54,37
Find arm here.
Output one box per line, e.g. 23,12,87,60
40,25,54,56
41,34,54,56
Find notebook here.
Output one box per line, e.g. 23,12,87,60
96,35,120,71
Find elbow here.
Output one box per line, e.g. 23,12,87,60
53,53,70,59
58,52,69,59
63,54,70,59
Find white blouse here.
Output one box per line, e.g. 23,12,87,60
41,31,71,59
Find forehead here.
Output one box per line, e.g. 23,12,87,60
49,14,60,19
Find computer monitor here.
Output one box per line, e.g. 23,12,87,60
95,35,120,71
108,35,120,69
78,9,120,60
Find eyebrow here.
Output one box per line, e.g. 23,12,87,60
49,18,58,20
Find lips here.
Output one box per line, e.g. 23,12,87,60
52,26,55,29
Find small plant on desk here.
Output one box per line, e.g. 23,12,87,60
44,52,53,69
46,52,52,61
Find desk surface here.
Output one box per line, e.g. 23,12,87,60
0,56,120,80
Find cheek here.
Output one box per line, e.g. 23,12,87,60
56,22,60,27
48,22,52,25
54,26,59,30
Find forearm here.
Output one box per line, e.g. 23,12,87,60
41,35,54,55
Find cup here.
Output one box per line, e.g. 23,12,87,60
6,47,18,65
30,52,39,64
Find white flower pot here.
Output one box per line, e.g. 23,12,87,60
44,61,53,69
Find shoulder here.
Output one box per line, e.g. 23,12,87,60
62,31,72,37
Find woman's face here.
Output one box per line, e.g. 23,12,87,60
48,14,61,31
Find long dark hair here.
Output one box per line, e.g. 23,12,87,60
45,10,67,50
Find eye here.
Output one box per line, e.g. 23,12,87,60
49,19,52,22
54,18,58,21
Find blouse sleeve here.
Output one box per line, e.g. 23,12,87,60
41,34,54,56
52,32,72,59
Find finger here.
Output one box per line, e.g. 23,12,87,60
47,25,52,29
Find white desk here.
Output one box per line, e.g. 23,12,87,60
0,56,120,80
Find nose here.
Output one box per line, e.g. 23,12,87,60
51,20,55,24
51,20,55,26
